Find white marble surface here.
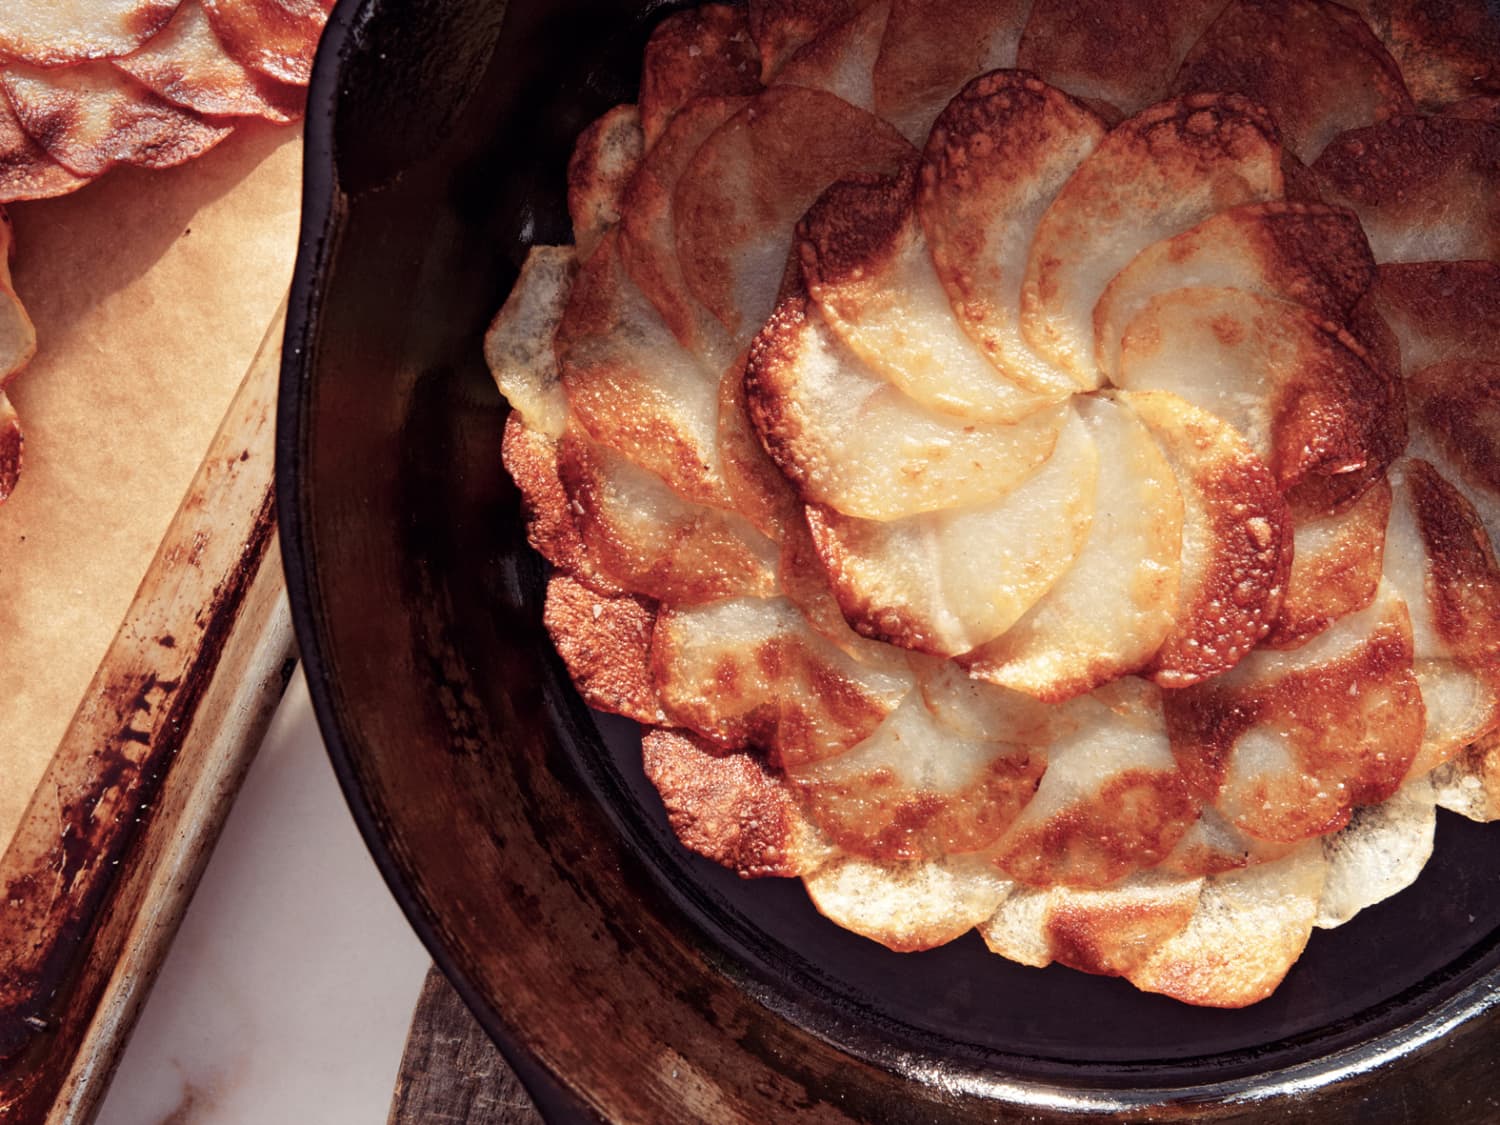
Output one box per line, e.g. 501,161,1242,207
95,670,431,1125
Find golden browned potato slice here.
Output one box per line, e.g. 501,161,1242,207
557,434,779,606
0,91,92,203
804,408,1098,657
115,0,303,123
871,0,1033,142
639,4,762,149
566,105,644,263
1368,260,1500,374
200,0,332,86
620,96,745,367
1407,360,1500,543
768,0,888,113
744,291,1065,520
2,61,233,178
804,852,1013,951
1114,287,1403,509
1166,581,1422,844
1127,843,1327,1008
917,71,1105,396
790,690,1045,861
557,232,729,508
674,86,912,344
543,573,663,725
747,0,875,82
1269,479,1391,649
0,389,19,504
801,162,1070,418
1313,116,1500,263
1342,0,1500,109
989,679,1200,888
1016,0,1221,117
1124,391,1290,688
962,397,1183,702
641,727,832,878
0,0,179,66
1093,202,1376,380
1022,93,1283,388
650,595,913,765
1171,0,1412,164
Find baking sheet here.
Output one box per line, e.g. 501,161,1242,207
0,120,302,851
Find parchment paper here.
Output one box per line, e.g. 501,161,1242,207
0,120,303,851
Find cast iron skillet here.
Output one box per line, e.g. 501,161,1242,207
278,0,1500,1120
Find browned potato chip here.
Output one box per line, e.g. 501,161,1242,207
0,0,180,67
1343,0,1500,109
0,89,91,204
2,61,233,178
0,208,37,386
0,388,19,504
200,0,332,86
115,0,304,123
639,4,761,149
748,0,874,81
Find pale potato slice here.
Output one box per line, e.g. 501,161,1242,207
1270,479,1391,649
200,0,333,86
1124,391,1290,688
1022,93,1283,387
1431,727,1500,823
674,86,912,343
1158,804,1300,877
638,3,761,148
1315,779,1436,929
557,233,728,507
1368,261,1500,376
1341,0,1500,109
1093,202,1375,380
558,434,779,606
1313,116,1500,263
0,389,19,504
620,96,745,369
650,595,913,765
115,0,302,123
1167,582,1423,844
1114,287,1403,509
805,408,1098,656
770,0,889,113
804,852,1013,952
0,90,92,203
1170,0,1412,163
566,105,645,262
980,873,1204,976
543,574,663,725
1017,0,1221,116
642,728,833,878
718,351,801,540
963,397,1183,702
790,690,1045,860
1,61,232,178
0,0,178,66
917,71,1105,396
747,0,874,81
915,657,1074,745
1127,843,1328,1008
485,244,576,440
802,161,1070,419
871,0,1033,142
992,679,1199,888
745,294,1065,519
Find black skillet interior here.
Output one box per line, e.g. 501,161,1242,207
279,0,1500,1119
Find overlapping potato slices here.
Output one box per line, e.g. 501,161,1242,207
487,0,1500,1007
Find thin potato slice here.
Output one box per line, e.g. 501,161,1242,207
769,0,889,113
918,71,1105,395
200,0,333,86
744,294,1065,520
567,105,645,263
1022,93,1283,388
1270,479,1391,649
1093,202,1375,380
1431,727,1500,823
0,389,19,504
1166,582,1423,845
1407,360,1500,545
747,0,874,81
1171,0,1412,163
485,244,576,440
543,574,663,725
0,88,92,204
963,397,1183,702
115,0,303,123
639,4,762,148
804,853,1013,952
0,212,37,386
805,408,1098,656
1125,391,1290,688
1,61,233,178
801,162,1068,419
1315,779,1436,929
674,86,913,343
1313,116,1500,263
0,0,179,67
1368,261,1500,376
1342,0,1500,109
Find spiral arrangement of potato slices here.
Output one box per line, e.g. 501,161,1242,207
486,0,1500,1006
0,0,332,503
